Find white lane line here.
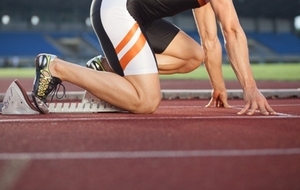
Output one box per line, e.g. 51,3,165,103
160,105,300,117
162,105,299,117
0,148,300,160
274,112,297,117
160,104,300,107
270,104,300,107
1,113,300,123
0,114,299,123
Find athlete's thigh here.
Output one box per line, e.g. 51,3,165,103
90,0,158,77
145,19,202,58
163,30,203,59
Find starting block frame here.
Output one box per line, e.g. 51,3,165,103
0,80,123,115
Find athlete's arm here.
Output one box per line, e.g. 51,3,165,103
193,4,230,108
207,0,275,115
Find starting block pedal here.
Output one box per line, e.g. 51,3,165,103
0,80,123,115
1,80,39,115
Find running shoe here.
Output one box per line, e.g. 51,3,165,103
32,53,65,114
86,55,105,71
86,55,115,72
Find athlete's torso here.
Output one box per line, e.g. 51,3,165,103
127,0,201,24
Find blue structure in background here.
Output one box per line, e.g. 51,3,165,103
0,32,62,57
246,33,300,55
1,31,300,56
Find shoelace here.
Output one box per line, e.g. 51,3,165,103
49,82,66,103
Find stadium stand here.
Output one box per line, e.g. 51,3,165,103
0,32,62,57
247,32,300,55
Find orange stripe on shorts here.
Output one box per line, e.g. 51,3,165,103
119,33,146,70
115,23,139,54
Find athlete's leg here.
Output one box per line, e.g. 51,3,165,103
49,59,161,113
155,30,205,74
144,19,205,74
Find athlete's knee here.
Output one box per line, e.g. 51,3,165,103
194,45,205,63
130,94,161,114
184,45,204,72
190,53,204,69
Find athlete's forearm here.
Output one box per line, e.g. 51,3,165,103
193,6,226,91
208,0,257,90
223,27,257,90
203,38,226,91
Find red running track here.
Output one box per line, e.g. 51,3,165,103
0,78,300,190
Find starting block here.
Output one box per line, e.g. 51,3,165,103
0,80,123,115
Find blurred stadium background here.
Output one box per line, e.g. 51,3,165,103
0,0,300,67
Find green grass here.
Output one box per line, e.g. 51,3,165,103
160,63,300,81
0,63,299,81
0,68,35,78
250,64,300,81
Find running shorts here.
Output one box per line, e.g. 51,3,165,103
90,0,203,76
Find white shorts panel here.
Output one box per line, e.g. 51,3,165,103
100,0,158,76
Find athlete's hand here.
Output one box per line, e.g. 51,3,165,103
238,88,276,115
206,89,231,108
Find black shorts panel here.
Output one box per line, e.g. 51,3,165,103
127,0,200,24
144,19,180,54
